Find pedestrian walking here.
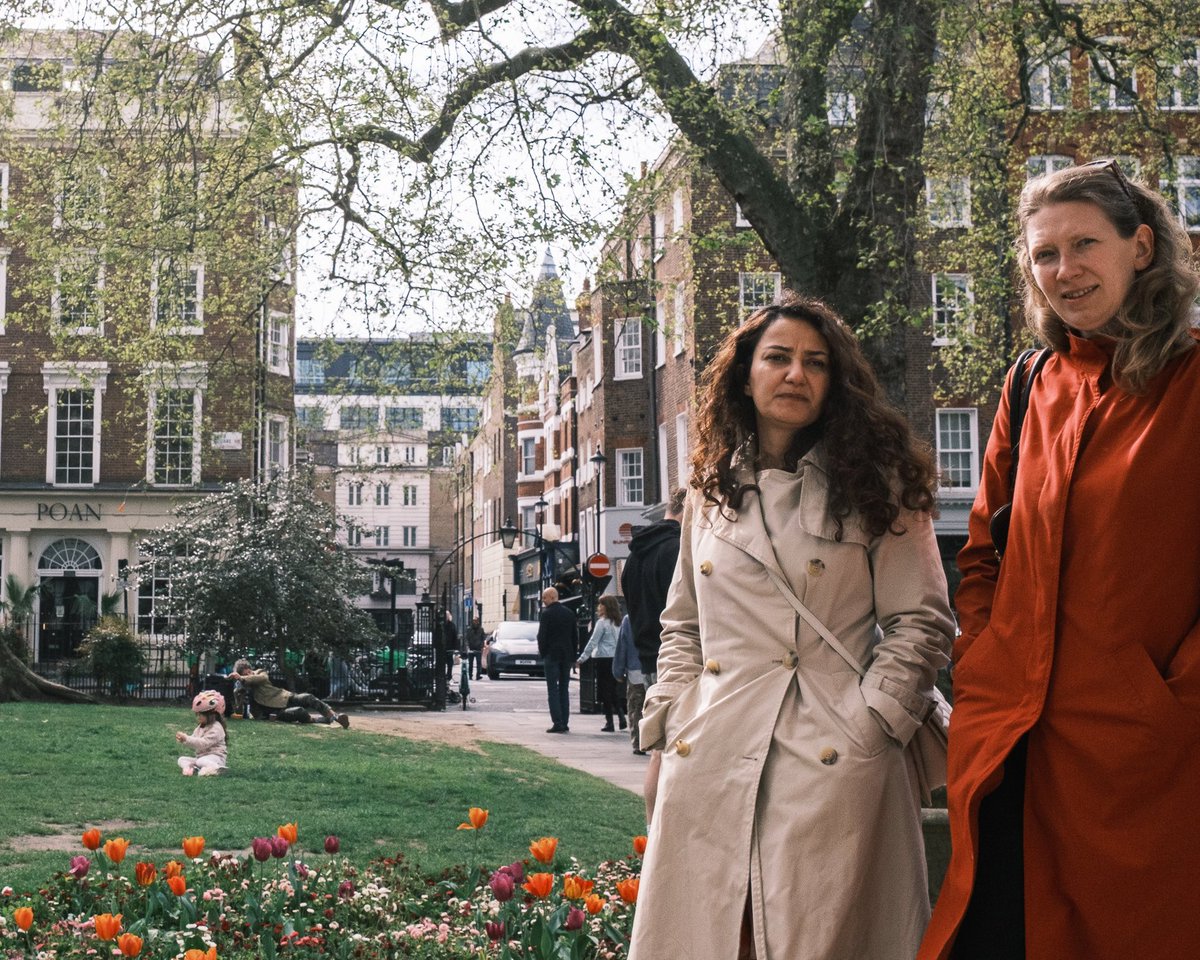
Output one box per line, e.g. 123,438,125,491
464,618,486,681
536,587,577,733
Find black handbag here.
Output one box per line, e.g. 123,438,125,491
988,347,1051,559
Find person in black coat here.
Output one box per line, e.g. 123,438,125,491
537,586,578,733
621,489,685,680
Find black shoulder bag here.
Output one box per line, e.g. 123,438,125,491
987,347,1051,559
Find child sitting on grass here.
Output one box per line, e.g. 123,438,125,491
175,690,228,776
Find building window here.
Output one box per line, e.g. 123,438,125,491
1028,48,1071,110
1162,157,1200,232
734,202,752,228
151,388,197,485
377,445,391,464
267,312,290,374
0,163,9,227
614,318,643,378
375,526,390,546
1026,154,1074,179
403,445,418,463
376,483,390,506
1090,39,1137,110
56,165,105,228
53,256,104,333
440,406,479,433
152,258,203,332
340,405,376,431
672,187,684,233
673,283,686,355
296,358,325,386
521,437,537,475
11,60,63,92
931,273,973,345
266,416,288,476
827,90,856,126
739,272,781,315
675,412,690,489
936,408,979,492
655,300,667,368
0,247,8,334
347,481,363,507
55,389,96,485
387,406,424,431
926,177,971,227
295,406,325,430
402,526,418,547
348,524,363,547
1156,39,1200,110
402,484,417,506
137,562,184,640
657,423,669,507
617,448,645,506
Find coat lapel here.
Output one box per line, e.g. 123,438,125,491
701,441,789,586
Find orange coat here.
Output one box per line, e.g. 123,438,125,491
920,334,1200,960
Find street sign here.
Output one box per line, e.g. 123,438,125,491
585,552,611,578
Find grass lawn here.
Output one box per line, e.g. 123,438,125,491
0,702,646,897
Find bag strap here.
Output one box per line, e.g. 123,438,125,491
762,564,865,678
1007,347,1051,489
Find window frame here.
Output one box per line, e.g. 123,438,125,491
145,363,207,487
267,311,291,375
616,447,645,507
614,318,643,379
1090,38,1138,111
52,253,105,335
935,408,980,494
1161,157,1200,233
739,271,782,316
1028,48,1071,111
42,362,109,487
151,256,204,334
931,273,974,346
1156,39,1200,111
926,176,972,228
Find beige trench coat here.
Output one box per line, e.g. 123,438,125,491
630,446,953,960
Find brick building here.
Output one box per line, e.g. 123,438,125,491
0,30,297,671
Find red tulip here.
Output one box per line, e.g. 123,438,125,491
277,822,298,845
251,837,273,862
81,829,102,851
167,875,187,896
134,861,157,886
616,877,640,904
270,836,289,858
457,807,488,830
182,836,205,859
528,836,558,864
522,872,554,898
323,835,340,854
103,838,129,864
562,874,594,900
485,920,505,942
183,949,218,960
633,835,648,857
338,879,355,899
564,907,585,931
117,932,143,957
13,906,33,931
164,860,184,879
585,894,606,914
94,913,122,940
489,870,515,902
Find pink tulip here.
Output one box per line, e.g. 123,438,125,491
489,870,515,902
565,907,586,932
270,836,289,859
338,879,355,899
251,838,273,862
485,920,505,942
69,856,91,879
505,861,525,883
324,835,340,855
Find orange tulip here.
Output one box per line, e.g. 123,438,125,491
134,861,157,886
529,836,558,864
103,838,129,864
182,836,205,859
632,835,648,857
81,828,102,851
616,877,640,904
585,894,606,915
117,932,143,957
94,913,122,940
276,822,298,845
183,948,218,960
457,807,488,830
562,874,594,900
522,872,554,898
164,859,185,878
167,875,187,896
13,906,33,931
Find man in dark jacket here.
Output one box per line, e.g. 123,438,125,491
537,586,578,733
621,488,685,681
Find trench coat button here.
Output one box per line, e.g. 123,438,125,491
819,747,838,765
807,559,825,577
705,658,721,674
782,651,798,670
675,739,692,757
699,560,713,576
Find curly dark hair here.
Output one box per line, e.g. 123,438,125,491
691,294,938,539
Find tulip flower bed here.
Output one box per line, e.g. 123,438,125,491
1,815,645,959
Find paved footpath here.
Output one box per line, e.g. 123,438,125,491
356,676,650,798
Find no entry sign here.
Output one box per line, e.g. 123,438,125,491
585,552,612,578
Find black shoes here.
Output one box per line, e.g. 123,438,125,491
619,716,628,730
601,722,615,732
633,749,648,756
547,725,570,734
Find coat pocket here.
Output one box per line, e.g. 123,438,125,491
1111,641,1200,740
815,670,893,758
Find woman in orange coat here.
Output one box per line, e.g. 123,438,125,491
920,160,1200,960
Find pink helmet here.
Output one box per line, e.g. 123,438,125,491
192,690,226,715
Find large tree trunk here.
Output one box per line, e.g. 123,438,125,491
0,644,98,704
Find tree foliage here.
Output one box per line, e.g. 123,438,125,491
135,471,384,674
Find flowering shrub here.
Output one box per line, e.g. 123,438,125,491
0,813,643,959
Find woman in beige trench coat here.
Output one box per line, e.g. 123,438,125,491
630,296,954,960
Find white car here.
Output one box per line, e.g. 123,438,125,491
485,621,544,680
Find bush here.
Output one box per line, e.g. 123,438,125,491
78,616,145,698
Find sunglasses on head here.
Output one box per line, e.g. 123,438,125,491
1080,158,1134,201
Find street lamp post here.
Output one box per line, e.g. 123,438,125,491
589,449,606,558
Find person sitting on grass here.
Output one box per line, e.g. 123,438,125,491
232,659,350,728
175,690,229,776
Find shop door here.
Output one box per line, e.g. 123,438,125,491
38,576,100,661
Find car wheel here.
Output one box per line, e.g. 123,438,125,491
487,666,501,681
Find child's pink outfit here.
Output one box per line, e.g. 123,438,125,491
177,722,227,776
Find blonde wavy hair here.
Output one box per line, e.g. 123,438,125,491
1016,161,1200,393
